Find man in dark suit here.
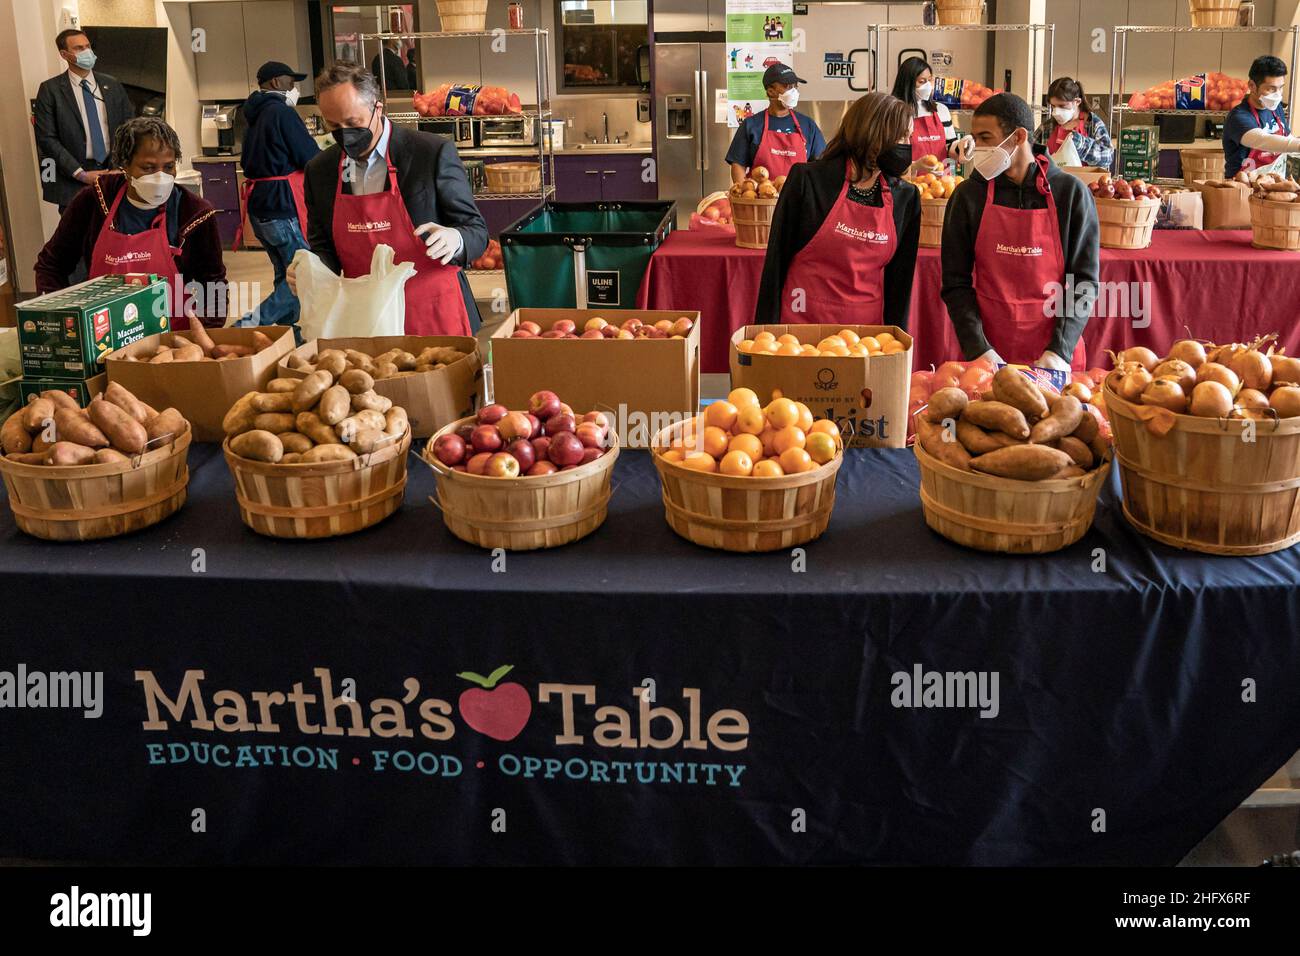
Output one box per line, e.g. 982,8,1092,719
33,28,135,213
295,62,487,334
370,39,413,92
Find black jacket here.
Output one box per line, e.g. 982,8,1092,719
241,90,319,221
940,145,1100,360
371,48,415,92
33,70,135,207
755,156,920,328
303,124,489,329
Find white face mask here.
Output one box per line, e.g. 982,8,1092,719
132,171,175,208
779,88,799,109
1259,90,1283,110
916,82,934,102
1051,104,1077,125
284,87,300,107
972,131,1017,180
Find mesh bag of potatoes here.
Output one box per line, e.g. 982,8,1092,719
285,344,471,382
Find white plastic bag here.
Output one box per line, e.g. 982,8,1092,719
293,244,416,341
1052,132,1083,168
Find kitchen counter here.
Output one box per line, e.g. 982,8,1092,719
459,145,652,158
190,154,242,165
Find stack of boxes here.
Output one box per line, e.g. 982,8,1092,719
15,274,169,405
1120,125,1160,182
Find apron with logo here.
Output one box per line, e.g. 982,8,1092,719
751,110,809,179
1242,102,1291,176
233,170,309,250
972,156,1086,370
88,177,186,317
331,153,470,337
911,109,947,162
779,165,896,324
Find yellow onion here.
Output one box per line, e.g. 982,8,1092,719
1208,342,1248,366
1189,381,1233,418
1237,388,1270,410
1195,362,1241,396
1270,355,1300,385
1117,366,1153,402
1141,377,1188,413
1271,385,1300,418
1166,339,1207,368
1118,346,1160,371
1229,349,1273,392
1151,358,1196,394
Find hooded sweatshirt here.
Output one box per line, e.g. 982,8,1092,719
240,89,320,221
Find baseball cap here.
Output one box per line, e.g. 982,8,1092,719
256,61,308,84
762,63,807,88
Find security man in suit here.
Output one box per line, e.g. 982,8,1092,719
293,62,488,333
33,28,135,213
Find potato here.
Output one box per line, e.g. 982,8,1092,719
373,361,399,380
384,407,409,438
251,330,274,352
350,390,392,413
252,392,294,413
231,429,284,463
317,353,348,378
104,382,151,424
1056,435,1095,470
286,353,313,371
1029,396,1084,444
391,350,417,371
211,344,254,359
89,397,148,454
301,444,358,463
1,412,33,455
970,444,1072,481
32,434,55,454
962,401,1030,439
6,451,48,465
916,417,971,471
45,441,96,466
145,408,187,445
344,350,375,370
317,385,352,426
23,397,54,432
265,378,300,394
278,431,315,454
40,390,79,412
317,348,347,363
253,412,296,434
223,392,260,436
339,369,375,394
292,370,334,412
345,426,388,454
956,420,1021,456
924,387,968,424
54,407,109,448
1050,465,1088,479
373,349,402,366
992,367,1049,420
173,343,205,362
296,411,341,446
94,448,130,465
280,452,303,464
414,363,435,373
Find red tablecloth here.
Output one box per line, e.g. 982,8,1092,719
637,228,1300,373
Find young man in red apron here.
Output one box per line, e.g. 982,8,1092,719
1224,56,1300,178
726,63,826,183
941,94,1100,373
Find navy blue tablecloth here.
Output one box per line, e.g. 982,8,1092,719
1,443,1297,865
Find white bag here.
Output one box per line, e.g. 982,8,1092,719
1051,131,1083,168
292,244,416,342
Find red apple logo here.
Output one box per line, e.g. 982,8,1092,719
456,665,531,741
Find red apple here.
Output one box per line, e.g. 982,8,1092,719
498,411,532,441
584,317,608,332
526,413,542,438
519,320,542,335
600,325,620,338
581,411,610,436
616,329,635,339
580,446,603,465
485,452,520,478
580,329,604,339
432,433,466,467
541,329,567,338
455,423,476,445
621,317,643,332
529,390,562,420
560,464,578,471
575,422,606,449
559,402,574,417
644,326,667,339
467,452,493,475
671,317,694,337
452,465,468,473
510,329,535,338
527,460,558,476
548,432,584,467
477,403,508,426
654,319,673,333
531,435,551,462
552,319,576,334
506,438,535,472
471,424,503,453
545,413,576,436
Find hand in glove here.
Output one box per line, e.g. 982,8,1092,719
415,222,464,265
1036,350,1072,372
953,135,975,163
286,259,298,296
978,348,1005,366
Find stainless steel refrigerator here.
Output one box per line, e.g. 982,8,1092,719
653,0,732,226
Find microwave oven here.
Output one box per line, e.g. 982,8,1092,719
418,116,476,148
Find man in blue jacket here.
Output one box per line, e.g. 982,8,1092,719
238,60,319,328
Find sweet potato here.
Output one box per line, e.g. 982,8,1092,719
350,390,392,413
970,444,1072,481
93,448,130,465
1057,436,1095,470
962,401,1030,439
6,451,47,465
301,444,358,463
916,417,971,471
266,378,300,394
188,313,217,357
252,392,294,413
32,434,55,454
45,441,96,466
956,420,1021,455
54,408,109,448
1029,396,1084,444
296,411,341,446
89,397,148,454
40,390,79,411
22,397,54,432
1049,465,1087,480
231,429,284,463
253,412,296,434
104,382,151,424
1,412,32,454
145,408,187,444
149,347,175,364
292,370,334,412
212,344,254,359
1088,433,1110,464
317,385,352,426
992,367,1049,420
278,432,315,454
222,392,260,436
384,407,409,438
1073,409,1099,444
173,342,206,362
339,369,375,395
924,387,968,424
251,330,273,352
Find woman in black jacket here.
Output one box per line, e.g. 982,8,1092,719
754,92,920,327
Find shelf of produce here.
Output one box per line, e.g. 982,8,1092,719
387,110,552,124
1111,107,1230,116
1114,25,1299,34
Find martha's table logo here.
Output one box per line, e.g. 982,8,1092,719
834,222,889,243
103,251,152,266
346,219,392,233
995,242,1043,256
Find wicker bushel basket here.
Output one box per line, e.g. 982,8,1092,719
1249,195,1300,251
436,0,488,31
1104,380,1300,555
920,196,947,248
914,441,1111,554
935,0,986,25
1181,148,1225,185
484,162,541,194
1188,0,1242,27
423,416,619,550
0,425,191,541
223,431,410,538
650,420,842,552
1096,196,1160,249
732,193,778,250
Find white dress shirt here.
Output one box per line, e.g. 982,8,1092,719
344,116,393,196
68,69,110,163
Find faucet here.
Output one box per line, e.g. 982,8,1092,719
602,112,609,144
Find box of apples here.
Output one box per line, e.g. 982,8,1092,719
489,309,701,449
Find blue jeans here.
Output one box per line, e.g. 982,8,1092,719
238,215,309,333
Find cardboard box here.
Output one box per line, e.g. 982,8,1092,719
490,309,701,449
729,325,912,449
1120,125,1160,156
1119,155,1159,181
18,372,107,408
1060,165,1110,186
1191,179,1252,229
278,336,483,438
16,274,170,380
1155,188,1204,230
103,325,295,442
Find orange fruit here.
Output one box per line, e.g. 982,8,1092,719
817,337,844,352
875,331,896,345
883,341,904,354
776,333,801,347
776,342,802,356
704,400,738,431
702,425,729,459
736,405,765,435
727,433,763,459
806,431,837,465
810,419,842,440
752,459,785,478
755,339,780,354
682,452,717,473
738,339,756,353
779,447,814,474
661,448,685,463
728,387,760,409
758,426,779,458
773,425,806,455
837,329,861,346
794,402,814,432
799,345,819,357
765,397,799,429
860,335,880,352
719,450,754,476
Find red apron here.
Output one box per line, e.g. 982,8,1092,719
88,176,186,318
779,165,896,324
972,155,1086,370
331,153,470,336
1241,102,1290,174
911,109,947,162
1047,122,1072,157
232,170,308,250
751,109,808,179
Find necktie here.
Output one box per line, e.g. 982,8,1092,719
81,79,107,164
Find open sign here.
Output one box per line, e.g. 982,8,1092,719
824,57,854,80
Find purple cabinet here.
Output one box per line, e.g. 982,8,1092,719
197,161,241,248
555,154,658,201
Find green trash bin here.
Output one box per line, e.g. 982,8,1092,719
501,201,676,311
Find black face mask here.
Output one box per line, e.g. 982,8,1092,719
877,143,913,178
332,105,377,160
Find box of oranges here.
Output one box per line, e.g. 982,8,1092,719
729,325,912,449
